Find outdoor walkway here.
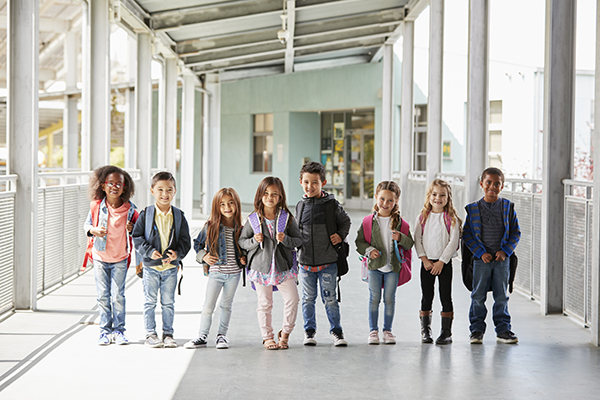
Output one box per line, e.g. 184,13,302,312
0,211,599,400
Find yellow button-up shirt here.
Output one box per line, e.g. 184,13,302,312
153,205,175,271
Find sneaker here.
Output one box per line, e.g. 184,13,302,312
114,331,129,345
368,330,380,345
145,333,163,348
163,335,178,348
216,334,229,349
303,330,317,346
383,330,396,345
97,333,111,346
470,331,484,344
331,331,348,347
496,331,519,344
184,335,208,349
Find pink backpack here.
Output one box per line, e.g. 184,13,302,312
360,214,412,287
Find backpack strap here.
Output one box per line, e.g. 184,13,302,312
296,201,305,230
248,212,263,249
276,209,289,236
171,206,184,295
362,214,374,244
443,211,452,234
144,205,155,241
324,200,337,237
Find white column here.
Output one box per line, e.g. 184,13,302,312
164,57,178,175
180,74,196,217
426,0,444,183
381,44,394,181
206,73,221,208
202,86,210,214
8,0,39,310
592,0,600,346
466,0,489,203
540,0,576,315
80,0,90,171
400,21,414,211
63,30,79,170
124,34,136,170
157,58,166,170
89,0,110,169
136,33,153,208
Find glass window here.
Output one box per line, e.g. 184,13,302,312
490,100,502,124
253,113,273,173
413,104,427,171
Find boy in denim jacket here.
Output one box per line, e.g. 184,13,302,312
463,167,521,344
133,172,191,348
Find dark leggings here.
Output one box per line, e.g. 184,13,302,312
420,260,453,312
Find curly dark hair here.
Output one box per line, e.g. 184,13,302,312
299,161,326,182
88,165,135,202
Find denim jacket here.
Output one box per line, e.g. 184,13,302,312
83,198,137,253
194,223,244,267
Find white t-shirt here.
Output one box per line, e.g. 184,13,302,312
376,215,393,273
413,212,460,264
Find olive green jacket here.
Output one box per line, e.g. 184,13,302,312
355,214,414,274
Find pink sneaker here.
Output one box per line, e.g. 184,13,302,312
383,331,396,345
368,330,380,345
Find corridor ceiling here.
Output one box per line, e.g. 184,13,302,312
120,0,414,81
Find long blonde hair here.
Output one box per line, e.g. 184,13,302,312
419,179,462,227
373,181,402,228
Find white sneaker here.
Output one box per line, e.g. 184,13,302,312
383,330,396,345
114,331,129,345
331,331,348,347
303,330,317,346
216,334,229,349
368,330,380,345
163,335,178,348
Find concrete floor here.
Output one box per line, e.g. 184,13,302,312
1,211,600,399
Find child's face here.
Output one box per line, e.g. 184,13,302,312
429,185,448,212
376,189,398,217
102,173,125,202
151,180,176,209
262,184,281,211
480,173,504,202
300,172,325,198
220,194,236,220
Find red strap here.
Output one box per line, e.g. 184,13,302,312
81,200,101,271
362,214,374,244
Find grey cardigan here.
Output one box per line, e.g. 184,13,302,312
238,212,303,274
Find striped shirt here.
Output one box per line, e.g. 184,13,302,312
478,198,505,254
209,226,241,274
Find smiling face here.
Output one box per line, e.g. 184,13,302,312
376,189,398,217
480,173,504,203
102,172,125,203
300,172,325,198
262,185,281,211
151,179,176,211
220,194,236,221
429,185,449,213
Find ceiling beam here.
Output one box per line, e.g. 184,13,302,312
284,0,296,74
294,55,370,72
0,17,70,32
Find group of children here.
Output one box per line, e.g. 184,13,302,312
84,162,520,349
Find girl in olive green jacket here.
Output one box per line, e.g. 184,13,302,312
355,181,414,345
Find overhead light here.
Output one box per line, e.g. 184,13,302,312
277,1,288,45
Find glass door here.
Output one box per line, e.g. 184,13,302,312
345,129,375,210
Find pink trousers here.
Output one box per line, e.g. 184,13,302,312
255,277,299,340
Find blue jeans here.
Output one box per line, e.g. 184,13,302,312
469,258,511,334
199,271,241,336
94,258,128,334
299,263,342,335
143,266,178,336
368,269,399,332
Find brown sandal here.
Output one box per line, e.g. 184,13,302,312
263,339,279,350
277,330,289,350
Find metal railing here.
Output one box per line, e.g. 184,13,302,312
0,174,17,314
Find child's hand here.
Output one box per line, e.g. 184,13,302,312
391,230,401,241
254,233,264,243
240,256,247,266
330,233,342,245
90,227,107,237
430,260,444,275
369,249,381,259
126,221,134,233
151,250,162,260
203,253,219,265
276,232,285,242
481,253,493,263
495,250,507,261
422,259,434,271
164,250,177,264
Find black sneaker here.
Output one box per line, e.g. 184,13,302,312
496,331,518,344
470,331,484,344
331,331,348,347
303,330,317,346
184,335,208,349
